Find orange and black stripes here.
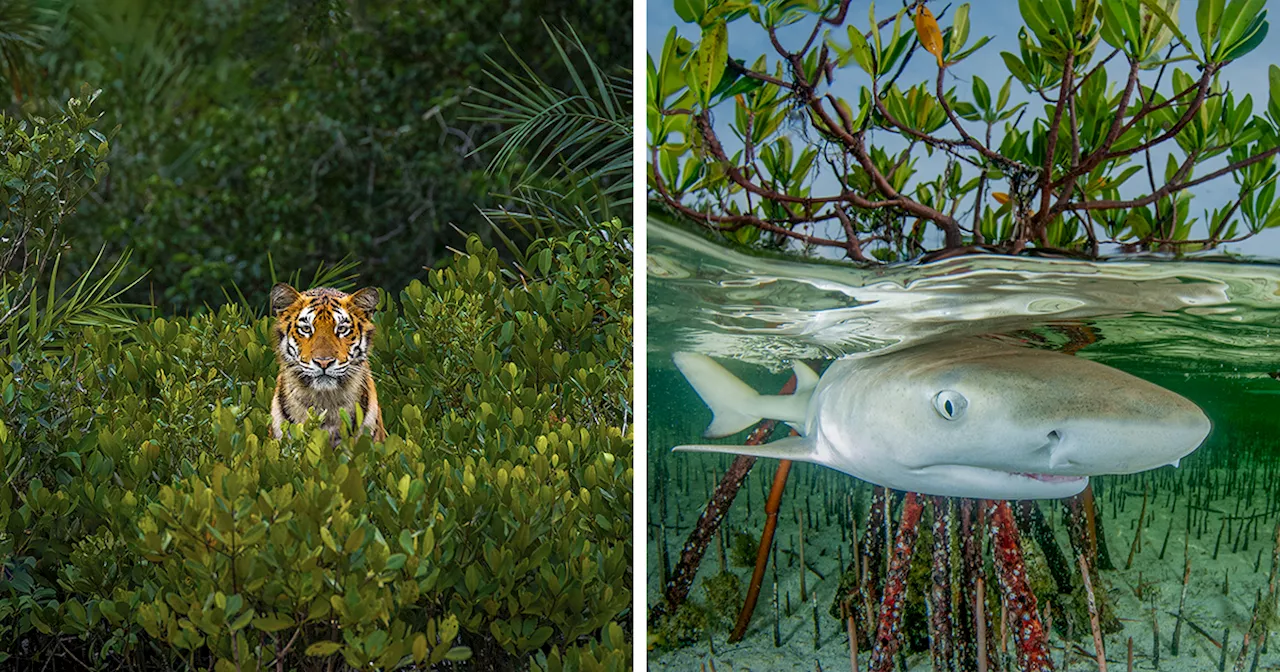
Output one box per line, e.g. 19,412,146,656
269,283,386,444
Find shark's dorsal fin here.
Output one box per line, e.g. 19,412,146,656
673,435,816,462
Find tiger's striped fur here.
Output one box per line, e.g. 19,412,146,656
269,283,387,444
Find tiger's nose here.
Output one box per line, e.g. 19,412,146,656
314,357,336,370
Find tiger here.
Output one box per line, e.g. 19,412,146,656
269,283,387,444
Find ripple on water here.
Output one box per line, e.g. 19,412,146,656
648,216,1280,377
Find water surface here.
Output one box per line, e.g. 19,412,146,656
646,215,1280,671
648,216,1280,382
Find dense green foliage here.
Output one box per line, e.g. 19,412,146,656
0,90,137,348
0,227,633,670
1,3,635,668
650,0,1280,260
15,0,631,313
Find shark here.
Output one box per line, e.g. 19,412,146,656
672,337,1211,499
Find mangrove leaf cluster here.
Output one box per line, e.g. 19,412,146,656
0,225,633,671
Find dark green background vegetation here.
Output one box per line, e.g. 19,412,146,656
23,0,631,313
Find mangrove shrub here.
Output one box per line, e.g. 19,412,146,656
0,224,633,671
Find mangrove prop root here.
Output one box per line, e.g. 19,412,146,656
653,454,756,622
862,487,890,602
853,487,887,643
1125,486,1149,570
729,455,794,642
1016,500,1074,594
837,485,892,644
976,576,989,672
1064,494,1090,564
1234,593,1262,672
928,496,955,672
1066,489,1111,598
1087,483,1117,570
1173,546,1191,656
955,499,984,671
869,492,925,672
1068,485,1123,635
1163,610,1222,648
1079,555,1108,672
987,500,1054,672
654,375,797,624
844,600,860,672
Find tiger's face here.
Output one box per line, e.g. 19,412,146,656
271,284,380,391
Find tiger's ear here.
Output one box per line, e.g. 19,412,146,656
350,287,381,313
270,283,301,315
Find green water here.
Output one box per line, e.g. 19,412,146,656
646,216,1280,671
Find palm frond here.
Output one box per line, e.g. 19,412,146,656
236,252,361,317
306,255,361,291
0,0,53,100
466,21,632,234
4,246,146,354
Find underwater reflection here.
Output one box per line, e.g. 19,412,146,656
648,217,1280,374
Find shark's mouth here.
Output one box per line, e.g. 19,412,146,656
1011,472,1087,484
900,463,1091,498
916,464,1087,485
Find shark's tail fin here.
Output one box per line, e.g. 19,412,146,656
672,352,814,437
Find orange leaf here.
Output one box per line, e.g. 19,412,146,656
913,5,945,67
991,192,1010,205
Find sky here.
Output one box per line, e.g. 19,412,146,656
646,0,1280,259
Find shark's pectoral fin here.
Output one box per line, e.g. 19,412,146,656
673,435,817,462
792,361,819,395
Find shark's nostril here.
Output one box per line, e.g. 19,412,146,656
1046,430,1074,470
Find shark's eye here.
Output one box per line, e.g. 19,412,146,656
932,390,968,420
